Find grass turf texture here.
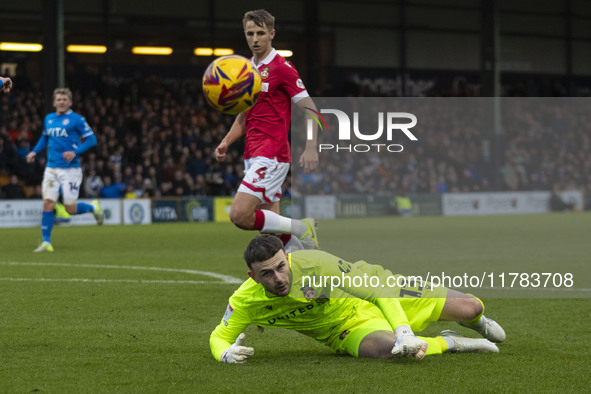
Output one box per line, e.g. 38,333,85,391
1,214,590,393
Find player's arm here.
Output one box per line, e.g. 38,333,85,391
209,301,254,363
215,112,246,162
73,133,97,155
335,258,428,358
26,134,49,163
294,96,319,173
333,258,412,329
63,117,97,162
63,134,97,163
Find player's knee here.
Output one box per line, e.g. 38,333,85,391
65,205,77,215
43,199,56,211
358,333,396,359
359,345,393,359
466,297,484,319
229,209,253,230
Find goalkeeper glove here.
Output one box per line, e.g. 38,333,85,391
391,325,428,360
220,333,254,364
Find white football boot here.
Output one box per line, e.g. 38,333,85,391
33,241,54,253
459,315,506,343
91,200,104,225
440,330,499,353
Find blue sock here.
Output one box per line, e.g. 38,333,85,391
41,211,55,243
76,202,94,214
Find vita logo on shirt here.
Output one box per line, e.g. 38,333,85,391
46,128,69,137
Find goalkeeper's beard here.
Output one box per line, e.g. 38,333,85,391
272,270,292,297
274,282,290,296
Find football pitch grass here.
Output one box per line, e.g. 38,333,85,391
1,213,590,393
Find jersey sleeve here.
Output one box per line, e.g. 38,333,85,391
280,61,309,102
32,134,49,154
347,260,413,330
78,115,94,138
209,297,253,361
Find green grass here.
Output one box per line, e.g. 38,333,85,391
1,214,590,393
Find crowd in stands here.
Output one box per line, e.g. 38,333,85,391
1,67,590,210
1,66,244,200
293,98,590,198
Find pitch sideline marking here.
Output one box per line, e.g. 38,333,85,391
0,278,224,284
0,261,243,284
1,262,588,293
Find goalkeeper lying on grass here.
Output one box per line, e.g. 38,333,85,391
210,235,505,363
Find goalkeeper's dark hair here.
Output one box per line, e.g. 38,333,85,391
242,9,275,31
244,234,284,269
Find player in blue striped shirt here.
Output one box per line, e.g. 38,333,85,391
26,88,104,252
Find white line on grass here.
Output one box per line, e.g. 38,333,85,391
0,261,243,284
0,277,221,284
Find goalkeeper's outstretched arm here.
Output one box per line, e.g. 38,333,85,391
219,333,254,364
209,301,252,362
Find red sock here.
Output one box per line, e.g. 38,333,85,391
253,210,265,230
279,234,292,246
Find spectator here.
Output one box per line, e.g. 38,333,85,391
124,183,138,199
100,175,125,198
2,175,27,199
84,169,104,198
29,185,42,199
172,169,190,196
0,131,18,174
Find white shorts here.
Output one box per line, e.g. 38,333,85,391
237,157,290,204
42,167,83,204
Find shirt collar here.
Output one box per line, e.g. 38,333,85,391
253,48,277,67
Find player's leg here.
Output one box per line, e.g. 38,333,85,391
66,199,103,222
229,191,269,230
357,330,450,358
34,168,58,252
258,200,305,252
339,317,448,359
90,200,104,224
349,308,496,358
61,168,83,215
54,191,71,224
232,157,318,248
230,192,307,248
439,289,505,343
396,279,505,343
356,329,497,357
357,330,396,358
438,289,483,321
334,303,439,359
61,168,104,224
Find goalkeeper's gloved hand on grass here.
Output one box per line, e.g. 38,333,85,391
220,333,254,364
391,326,428,360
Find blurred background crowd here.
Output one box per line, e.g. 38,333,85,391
1,70,590,211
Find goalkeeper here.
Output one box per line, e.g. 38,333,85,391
210,235,505,363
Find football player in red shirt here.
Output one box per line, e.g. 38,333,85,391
215,9,319,250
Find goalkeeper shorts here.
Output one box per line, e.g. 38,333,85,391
329,285,447,357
